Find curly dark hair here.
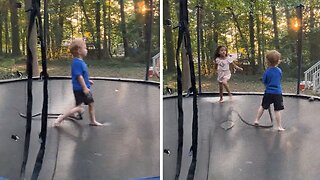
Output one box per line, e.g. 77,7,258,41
213,45,228,60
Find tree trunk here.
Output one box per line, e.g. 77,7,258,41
228,7,250,58
133,0,145,53
208,10,219,75
4,8,9,54
25,0,39,76
95,0,101,59
56,3,64,58
182,40,191,91
270,0,279,50
0,11,3,55
261,7,266,69
102,0,111,60
79,0,96,43
199,3,205,76
249,0,256,74
119,0,129,57
45,0,51,59
21,28,25,55
256,11,262,72
205,10,219,75
144,0,153,80
309,1,319,64
10,0,21,56
163,0,175,72
284,2,295,65
173,0,191,85
108,0,112,57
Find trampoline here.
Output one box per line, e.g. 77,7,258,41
0,77,159,180
163,93,320,180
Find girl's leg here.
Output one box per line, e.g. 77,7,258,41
54,105,84,126
219,82,223,102
88,103,103,126
274,110,285,131
222,80,232,98
254,106,265,125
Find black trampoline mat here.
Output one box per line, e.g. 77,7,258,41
0,79,160,180
164,95,320,180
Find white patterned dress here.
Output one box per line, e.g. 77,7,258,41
215,57,233,83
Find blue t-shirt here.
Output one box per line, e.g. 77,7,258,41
262,67,282,94
71,58,91,91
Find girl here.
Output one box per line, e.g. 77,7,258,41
214,45,243,102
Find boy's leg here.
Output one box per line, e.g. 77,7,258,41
273,94,285,131
54,105,84,126
254,106,265,125
88,103,103,126
274,110,285,131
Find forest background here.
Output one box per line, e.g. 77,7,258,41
0,0,160,80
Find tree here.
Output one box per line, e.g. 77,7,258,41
308,0,320,64
102,0,111,59
119,0,129,57
228,7,249,58
4,7,9,54
95,0,101,59
9,0,21,56
0,11,3,55
0,0,159,63
270,0,279,50
25,0,39,76
133,0,146,53
249,0,256,73
163,0,175,72
79,0,96,43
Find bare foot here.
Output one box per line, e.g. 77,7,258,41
54,115,63,127
277,127,285,131
219,99,224,103
229,95,233,101
89,121,104,126
54,122,61,127
253,120,259,126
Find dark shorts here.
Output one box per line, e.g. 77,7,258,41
261,93,284,111
73,90,94,106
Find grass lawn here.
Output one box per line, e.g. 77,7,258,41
164,71,318,96
0,56,159,82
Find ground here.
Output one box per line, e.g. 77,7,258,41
0,56,159,82
164,71,318,96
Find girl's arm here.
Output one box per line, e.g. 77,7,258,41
214,58,218,71
231,62,243,71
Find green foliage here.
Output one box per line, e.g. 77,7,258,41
0,56,153,80
0,0,159,60
164,0,320,78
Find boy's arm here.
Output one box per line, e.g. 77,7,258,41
77,75,90,94
262,72,268,85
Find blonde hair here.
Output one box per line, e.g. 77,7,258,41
266,50,281,66
69,38,86,56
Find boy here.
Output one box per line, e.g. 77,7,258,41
253,50,285,131
55,38,102,126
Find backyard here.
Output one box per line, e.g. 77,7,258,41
164,71,317,96
0,56,160,82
